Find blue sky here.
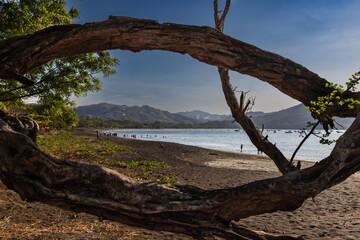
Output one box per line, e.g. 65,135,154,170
67,0,360,114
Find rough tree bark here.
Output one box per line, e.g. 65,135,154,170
1,108,360,239
0,16,359,119
1,15,360,240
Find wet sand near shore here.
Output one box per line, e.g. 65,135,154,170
0,128,359,239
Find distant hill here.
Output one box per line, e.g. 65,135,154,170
178,104,353,129
75,103,196,123
176,110,232,122
75,103,354,129
251,104,311,129
250,104,354,129
177,110,265,122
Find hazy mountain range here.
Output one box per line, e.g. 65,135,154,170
74,103,195,123
177,110,266,122
75,103,354,129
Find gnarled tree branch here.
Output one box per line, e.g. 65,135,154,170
1,109,360,239
214,0,297,174
0,16,359,118
218,68,298,174
0,109,359,239
1,15,360,240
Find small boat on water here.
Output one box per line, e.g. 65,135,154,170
285,130,292,133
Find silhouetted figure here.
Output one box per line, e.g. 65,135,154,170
96,130,100,140
297,161,301,169
240,144,243,152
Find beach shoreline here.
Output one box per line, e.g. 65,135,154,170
78,128,360,240
97,127,340,161
0,128,358,239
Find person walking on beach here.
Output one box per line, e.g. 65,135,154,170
240,144,243,152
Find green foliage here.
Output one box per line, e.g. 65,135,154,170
94,159,129,168
38,132,177,183
38,131,79,156
304,69,360,145
305,69,360,118
0,0,119,129
92,159,176,183
38,131,130,157
0,0,79,39
27,99,79,130
158,175,178,184
0,102,6,110
93,159,168,169
77,142,130,156
77,117,239,129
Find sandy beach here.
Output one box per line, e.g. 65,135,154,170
0,128,359,239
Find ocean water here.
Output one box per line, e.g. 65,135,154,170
110,129,346,161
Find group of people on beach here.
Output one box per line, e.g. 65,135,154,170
96,130,168,140
96,130,117,140
95,130,263,155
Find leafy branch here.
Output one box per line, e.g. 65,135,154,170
290,70,360,161
306,69,360,119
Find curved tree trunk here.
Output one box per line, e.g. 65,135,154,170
0,16,358,118
1,16,360,239
1,110,360,239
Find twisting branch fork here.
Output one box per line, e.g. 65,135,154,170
213,0,231,32
213,0,297,174
239,91,255,114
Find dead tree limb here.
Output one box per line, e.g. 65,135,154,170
214,0,297,174
218,68,297,174
0,16,359,119
290,121,320,164
213,0,231,32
